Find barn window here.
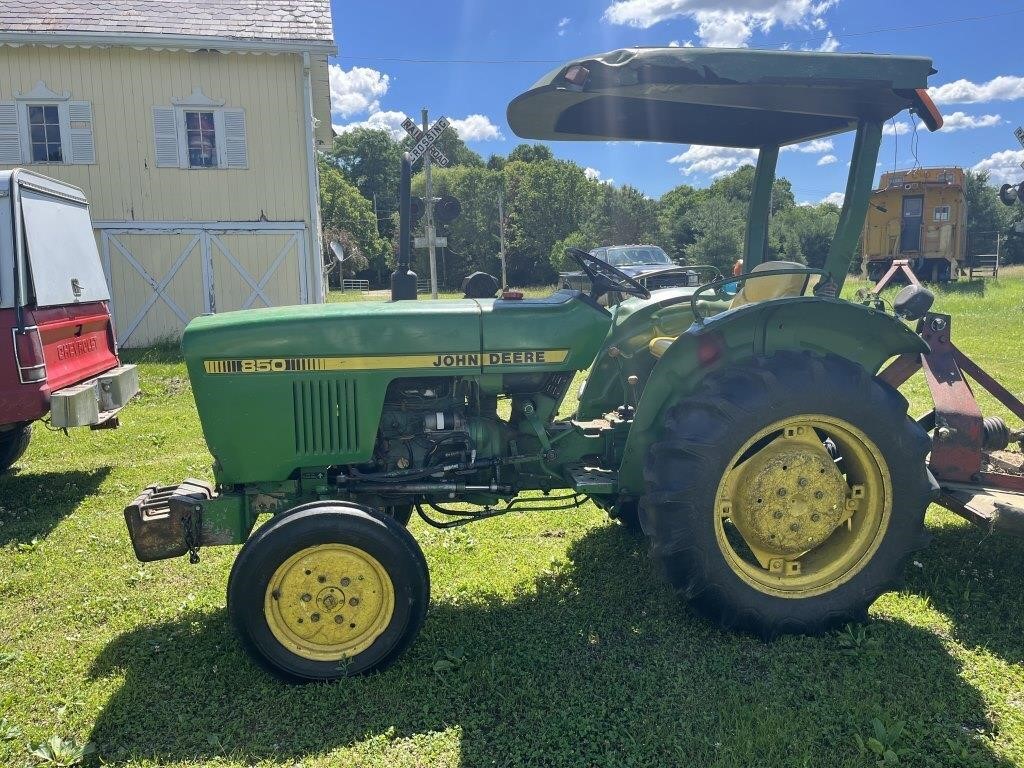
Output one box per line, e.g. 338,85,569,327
0,81,95,165
185,111,217,168
934,205,950,222
153,88,247,170
28,105,62,162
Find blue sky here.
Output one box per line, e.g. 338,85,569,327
329,1,1024,204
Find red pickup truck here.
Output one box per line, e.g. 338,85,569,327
0,169,138,471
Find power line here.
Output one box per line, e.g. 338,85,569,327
336,8,1024,66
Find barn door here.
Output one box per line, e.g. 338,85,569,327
101,230,206,347
208,229,306,313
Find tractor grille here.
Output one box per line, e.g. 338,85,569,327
292,378,359,456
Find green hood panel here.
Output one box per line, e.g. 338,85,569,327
183,291,610,485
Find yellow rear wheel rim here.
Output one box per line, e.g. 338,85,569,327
714,415,891,598
264,544,395,661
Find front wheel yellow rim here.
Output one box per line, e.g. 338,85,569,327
264,544,395,661
714,415,892,598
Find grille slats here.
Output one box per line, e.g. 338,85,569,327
292,378,358,455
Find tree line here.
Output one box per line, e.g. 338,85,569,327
319,126,1023,288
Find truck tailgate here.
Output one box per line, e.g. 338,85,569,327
31,302,119,391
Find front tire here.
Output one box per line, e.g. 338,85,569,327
228,502,429,682
641,352,930,637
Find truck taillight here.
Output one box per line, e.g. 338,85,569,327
14,327,46,383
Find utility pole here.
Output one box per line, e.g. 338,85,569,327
422,108,438,299
497,191,507,289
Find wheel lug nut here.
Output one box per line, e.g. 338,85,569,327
777,488,787,497
814,491,824,500
811,513,821,522
773,510,784,520
334,614,345,624
311,613,320,622
349,597,360,606
340,577,351,587
317,575,326,583
790,523,800,532
301,593,312,602
798,477,808,487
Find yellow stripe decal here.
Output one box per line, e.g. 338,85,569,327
202,349,569,374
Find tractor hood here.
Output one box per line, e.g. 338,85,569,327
181,291,611,484
507,47,941,147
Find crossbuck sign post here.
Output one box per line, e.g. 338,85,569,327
402,112,450,299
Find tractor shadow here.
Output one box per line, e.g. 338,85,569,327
907,518,1024,666
89,524,1014,767
0,466,110,545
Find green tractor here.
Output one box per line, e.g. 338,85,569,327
127,48,976,682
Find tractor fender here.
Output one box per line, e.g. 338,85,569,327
616,296,928,496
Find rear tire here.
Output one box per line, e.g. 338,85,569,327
228,501,429,682
641,352,930,637
0,424,31,473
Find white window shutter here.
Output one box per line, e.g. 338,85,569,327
152,106,180,167
67,100,95,164
0,102,22,164
222,108,247,169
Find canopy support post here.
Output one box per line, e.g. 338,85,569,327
822,120,882,294
743,146,779,271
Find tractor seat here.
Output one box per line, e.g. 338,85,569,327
647,260,810,360
729,260,809,309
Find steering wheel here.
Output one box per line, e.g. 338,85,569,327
566,248,651,301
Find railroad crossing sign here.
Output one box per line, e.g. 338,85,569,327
402,116,451,167
1016,125,1024,147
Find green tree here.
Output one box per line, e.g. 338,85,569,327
508,143,554,164
550,231,591,272
329,128,401,238
503,159,589,285
318,157,390,281
658,183,705,261
412,165,505,285
965,170,1014,258
683,196,746,270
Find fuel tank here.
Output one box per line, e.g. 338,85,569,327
182,289,610,484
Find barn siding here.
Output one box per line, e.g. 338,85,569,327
0,45,316,223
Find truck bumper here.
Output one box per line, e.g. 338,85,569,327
49,364,139,429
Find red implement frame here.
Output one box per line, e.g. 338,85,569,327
879,312,1024,532
872,259,921,293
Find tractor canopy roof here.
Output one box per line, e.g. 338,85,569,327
507,47,941,147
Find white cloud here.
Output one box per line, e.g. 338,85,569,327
669,144,757,176
603,0,837,47
820,192,845,206
782,138,833,153
329,64,390,118
448,114,504,141
972,149,1024,185
668,39,679,46
558,16,570,35
336,111,504,142
883,121,910,136
333,110,408,140
817,154,837,166
940,111,1002,132
584,167,614,184
668,39,693,46
929,76,1024,105
816,31,839,51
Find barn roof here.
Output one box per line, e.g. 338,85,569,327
0,1,334,49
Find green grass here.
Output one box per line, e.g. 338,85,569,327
2,276,1024,767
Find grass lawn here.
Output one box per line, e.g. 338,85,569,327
2,275,1024,767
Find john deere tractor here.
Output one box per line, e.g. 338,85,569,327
126,48,979,682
